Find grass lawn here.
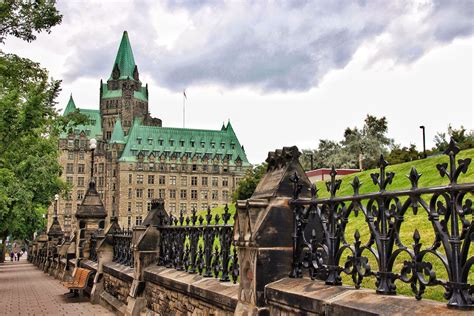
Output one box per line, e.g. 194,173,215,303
203,148,474,302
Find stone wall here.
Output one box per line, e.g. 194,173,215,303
144,266,238,315
103,263,134,305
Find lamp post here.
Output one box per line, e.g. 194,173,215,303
89,138,97,184
54,194,59,218
419,126,426,158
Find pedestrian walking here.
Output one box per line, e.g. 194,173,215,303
10,251,14,262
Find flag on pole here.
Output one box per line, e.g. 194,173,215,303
183,89,187,99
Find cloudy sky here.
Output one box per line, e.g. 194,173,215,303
4,0,473,164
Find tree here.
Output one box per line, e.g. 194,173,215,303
0,1,86,262
434,125,474,152
0,0,62,43
232,164,267,201
386,144,420,164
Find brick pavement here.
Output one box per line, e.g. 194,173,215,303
0,257,113,315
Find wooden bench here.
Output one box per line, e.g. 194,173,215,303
62,267,94,297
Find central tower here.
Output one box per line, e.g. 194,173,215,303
100,31,161,140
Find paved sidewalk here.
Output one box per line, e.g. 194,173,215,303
0,258,113,315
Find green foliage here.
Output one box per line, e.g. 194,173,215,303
0,0,62,43
232,164,267,201
386,143,420,165
301,114,393,170
434,125,474,152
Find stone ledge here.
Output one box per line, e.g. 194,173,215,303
81,260,98,271
144,266,238,311
68,259,77,267
265,278,472,316
100,291,126,316
103,262,134,283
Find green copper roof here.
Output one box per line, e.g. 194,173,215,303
63,94,76,115
101,83,148,102
110,118,126,144
109,31,136,80
119,120,250,166
60,107,102,139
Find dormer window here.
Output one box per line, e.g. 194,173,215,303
200,141,205,148
158,139,163,146
180,140,185,147
221,142,225,149
148,138,153,145
231,144,235,150
137,137,142,145
191,141,195,147
169,139,174,146
211,141,215,149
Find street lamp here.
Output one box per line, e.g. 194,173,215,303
419,126,426,158
54,194,59,218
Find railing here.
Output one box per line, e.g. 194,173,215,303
112,228,134,268
289,140,473,309
157,205,239,283
89,232,98,262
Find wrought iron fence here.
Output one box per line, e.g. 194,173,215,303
89,232,98,262
112,228,134,268
289,140,474,309
157,205,239,283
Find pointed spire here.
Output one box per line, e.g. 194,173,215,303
110,119,126,144
226,119,235,134
63,94,76,115
109,31,137,80
221,121,226,131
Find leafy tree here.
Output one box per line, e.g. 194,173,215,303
434,125,474,152
386,144,420,164
232,164,267,201
0,0,62,43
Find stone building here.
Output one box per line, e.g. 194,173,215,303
47,31,251,235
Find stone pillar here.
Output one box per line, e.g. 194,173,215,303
126,199,165,316
234,146,311,315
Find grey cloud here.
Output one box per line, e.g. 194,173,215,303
63,0,473,92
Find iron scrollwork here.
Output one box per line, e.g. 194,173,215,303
289,139,474,309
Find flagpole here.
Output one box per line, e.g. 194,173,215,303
183,90,185,128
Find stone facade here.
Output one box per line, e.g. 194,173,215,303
103,272,132,305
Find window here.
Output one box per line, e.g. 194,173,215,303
112,183,116,191
181,164,187,172
201,190,208,200
77,177,84,187
212,190,218,200
65,203,72,216
169,189,176,199
158,139,163,146
170,164,176,171
128,188,132,199
222,177,229,187
213,165,219,172
181,176,187,186
68,151,74,160
66,176,73,185
148,175,155,185
169,139,174,146
180,203,187,211
78,164,85,174
202,177,208,186
192,164,197,171
136,189,143,198
191,176,198,186
180,189,187,199
147,201,152,211
66,163,74,174
98,177,104,187
212,177,218,187
169,203,176,212
201,202,208,210
68,140,74,149
79,151,85,160
159,175,166,185
148,138,153,145
64,217,71,228
200,141,205,148
137,174,144,184
137,137,142,145
106,131,111,139
158,189,165,199
190,141,195,147
77,190,84,200
128,216,132,227
136,202,143,213
170,176,176,185
211,142,215,148
128,174,133,184
180,140,185,147
147,189,154,199
223,190,229,201
135,216,142,226
148,163,155,171
98,163,104,173
128,202,132,213
221,142,225,149
191,190,198,200
202,164,208,172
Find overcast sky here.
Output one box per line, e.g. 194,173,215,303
4,0,473,164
